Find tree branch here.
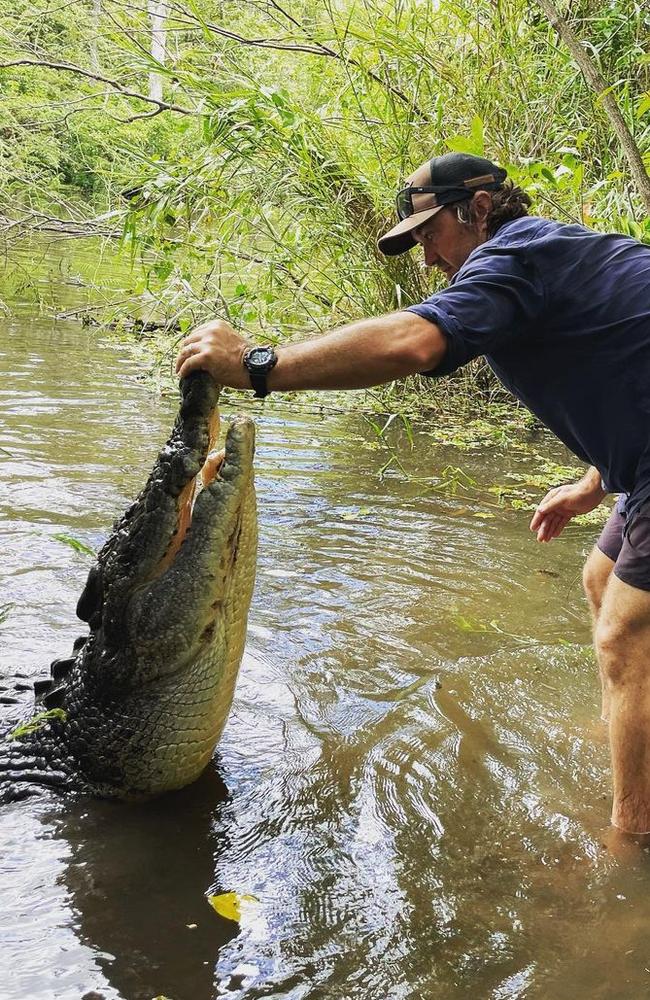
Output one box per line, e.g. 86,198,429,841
0,208,122,238
533,0,650,214
158,0,429,120
0,59,197,116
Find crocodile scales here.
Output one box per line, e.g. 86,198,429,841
1,372,257,802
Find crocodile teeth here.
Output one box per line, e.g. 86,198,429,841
42,687,66,710
50,657,76,682
34,679,53,700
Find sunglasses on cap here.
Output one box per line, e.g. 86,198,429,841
395,174,504,221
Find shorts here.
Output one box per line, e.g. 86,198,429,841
597,502,650,592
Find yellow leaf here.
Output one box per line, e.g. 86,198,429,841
207,892,258,922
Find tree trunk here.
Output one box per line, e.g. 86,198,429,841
90,0,101,71
148,0,166,104
534,0,650,215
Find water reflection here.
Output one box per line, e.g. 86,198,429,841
2,245,650,1000
57,770,236,1000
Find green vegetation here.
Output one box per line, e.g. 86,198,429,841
53,533,96,557
0,0,648,417
8,708,67,741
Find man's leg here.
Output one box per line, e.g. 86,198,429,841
582,546,616,720
595,574,650,834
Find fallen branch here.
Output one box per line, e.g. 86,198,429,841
0,209,123,239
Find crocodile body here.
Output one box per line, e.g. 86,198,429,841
1,373,256,801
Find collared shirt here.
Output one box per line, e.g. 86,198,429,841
406,216,650,515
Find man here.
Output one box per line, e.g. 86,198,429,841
176,152,650,839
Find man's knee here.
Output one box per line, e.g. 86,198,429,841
595,611,650,686
595,618,627,685
583,546,614,614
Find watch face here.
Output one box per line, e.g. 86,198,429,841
245,346,275,373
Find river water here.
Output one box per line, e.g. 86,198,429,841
1,242,649,1000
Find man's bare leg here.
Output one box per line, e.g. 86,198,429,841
595,574,650,834
582,545,615,721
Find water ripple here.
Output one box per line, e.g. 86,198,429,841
0,281,646,1000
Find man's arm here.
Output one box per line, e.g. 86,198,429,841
529,466,607,542
175,312,447,390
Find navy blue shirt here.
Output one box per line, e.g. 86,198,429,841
406,216,650,514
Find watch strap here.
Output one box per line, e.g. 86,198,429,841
249,372,270,399
242,345,278,399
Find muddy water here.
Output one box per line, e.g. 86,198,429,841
1,245,649,1000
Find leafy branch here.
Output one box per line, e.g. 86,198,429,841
533,0,650,214
0,58,197,117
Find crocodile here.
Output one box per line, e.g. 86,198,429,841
0,372,257,802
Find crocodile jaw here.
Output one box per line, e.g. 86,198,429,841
47,375,257,799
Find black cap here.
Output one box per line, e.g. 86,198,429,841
378,152,507,256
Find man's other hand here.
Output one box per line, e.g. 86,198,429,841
530,469,607,542
175,320,250,388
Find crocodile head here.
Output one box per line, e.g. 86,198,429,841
8,372,256,800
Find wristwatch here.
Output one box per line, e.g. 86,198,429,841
242,345,278,399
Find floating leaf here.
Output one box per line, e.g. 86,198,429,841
453,614,481,632
207,892,258,922
340,506,371,521
54,534,95,557
510,498,536,511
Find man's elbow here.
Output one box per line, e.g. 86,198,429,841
404,315,447,373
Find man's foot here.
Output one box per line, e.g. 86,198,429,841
600,824,650,863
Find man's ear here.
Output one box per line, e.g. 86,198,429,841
471,191,492,234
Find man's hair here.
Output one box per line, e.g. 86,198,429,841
457,182,532,237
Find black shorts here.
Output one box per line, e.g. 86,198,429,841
597,503,650,592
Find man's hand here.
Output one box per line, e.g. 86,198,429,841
175,320,250,389
530,467,607,542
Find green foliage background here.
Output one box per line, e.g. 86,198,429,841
1,0,648,408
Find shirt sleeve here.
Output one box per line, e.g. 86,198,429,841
405,246,545,377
